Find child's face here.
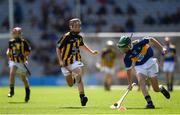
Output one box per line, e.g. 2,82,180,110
70,22,81,33
12,33,21,39
120,43,132,53
120,47,130,53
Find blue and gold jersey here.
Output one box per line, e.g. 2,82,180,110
163,44,176,62
124,38,153,70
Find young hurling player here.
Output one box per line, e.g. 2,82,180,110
117,36,170,108
163,37,176,91
100,40,116,91
7,27,31,102
56,18,98,106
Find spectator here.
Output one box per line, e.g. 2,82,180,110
127,3,136,15
1,16,9,31
111,24,125,32
112,4,123,15
96,5,107,16
125,16,135,32
143,15,156,25
28,9,38,28
41,0,49,30
97,0,107,5
14,1,23,24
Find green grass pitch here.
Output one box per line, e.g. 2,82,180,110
0,86,180,114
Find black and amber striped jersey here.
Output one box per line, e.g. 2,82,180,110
56,32,84,66
101,48,116,68
7,38,31,63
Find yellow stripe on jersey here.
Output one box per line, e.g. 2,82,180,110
131,44,150,62
63,44,71,61
141,44,150,55
131,57,138,62
73,42,76,62
67,55,72,65
59,32,70,45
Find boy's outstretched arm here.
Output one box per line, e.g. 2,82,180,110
127,68,133,90
149,37,167,54
80,43,98,55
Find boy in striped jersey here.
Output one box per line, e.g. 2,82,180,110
7,27,31,102
56,18,98,106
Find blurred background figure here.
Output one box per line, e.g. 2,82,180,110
163,37,177,91
96,40,116,91
6,27,31,102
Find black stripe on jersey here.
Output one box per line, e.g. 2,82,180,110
75,41,78,61
66,43,73,65
62,45,67,61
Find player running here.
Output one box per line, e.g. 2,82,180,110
117,36,170,109
98,40,116,91
6,27,31,102
163,37,177,91
56,18,98,106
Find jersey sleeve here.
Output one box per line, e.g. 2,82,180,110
56,35,67,48
8,41,12,49
79,36,84,46
101,48,107,58
124,55,133,70
139,37,150,45
173,47,176,55
23,40,31,52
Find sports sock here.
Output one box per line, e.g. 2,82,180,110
167,83,170,91
80,94,85,99
10,84,14,93
145,95,153,105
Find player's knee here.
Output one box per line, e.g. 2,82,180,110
76,75,82,83
153,87,160,92
66,75,74,87
67,82,73,87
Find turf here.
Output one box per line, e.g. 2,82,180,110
0,86,180,114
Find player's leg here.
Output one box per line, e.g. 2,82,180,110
61,67,75,87
73,67,88,106
149,62,170,99
137,73,155,109
104,74,112,91
65,73,75,87
146,78,151,90
8,65,17,97
150,76,170,99
168,62,175,91
20,73,30,102
163,62,171,91
169,72,174,91
167,72,173,91
165,72,170,91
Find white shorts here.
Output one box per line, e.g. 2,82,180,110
61,61,84,76
101,67,115,75
163,62,175,72
135,58,159,77
9,61,28,75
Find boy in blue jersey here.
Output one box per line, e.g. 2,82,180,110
163,37,177,91
117,36,170,109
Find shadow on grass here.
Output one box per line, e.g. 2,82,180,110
127,107,162,110
8,102,26,104
59,107,84,109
